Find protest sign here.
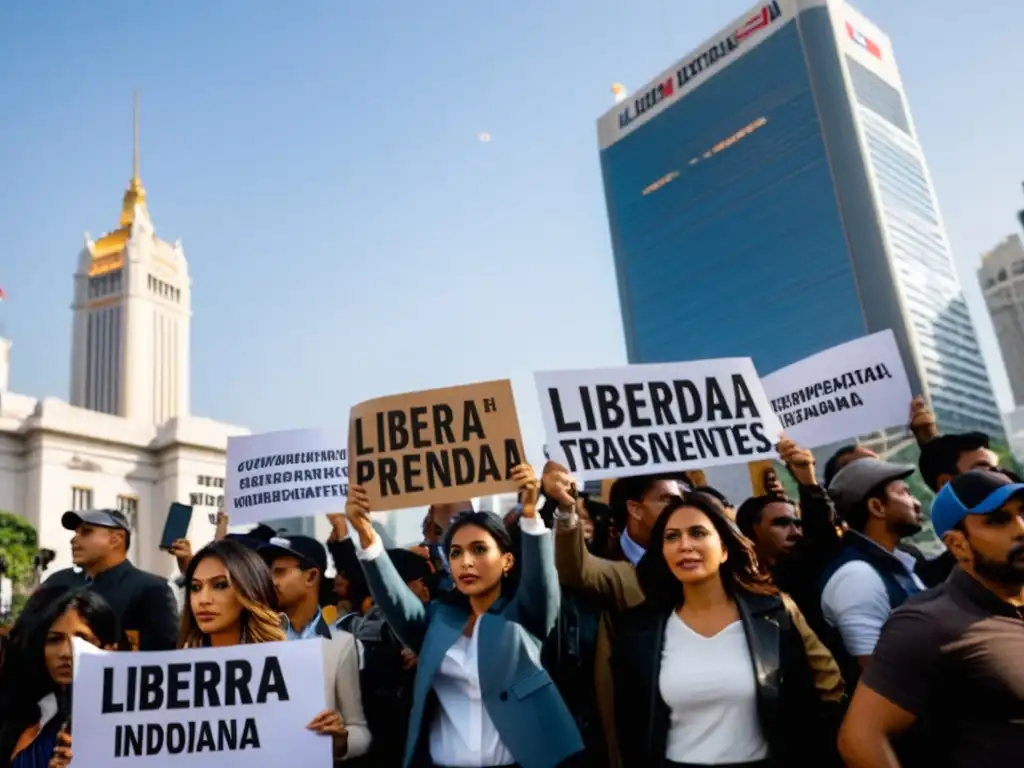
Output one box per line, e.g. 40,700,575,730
226,428,348,525
71,638,330,766
534,359,781,482
349,379,525,512
762,330,911,448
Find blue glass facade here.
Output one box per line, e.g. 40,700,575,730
599,6,1005,438
847,64,1004,435
601,24,865,375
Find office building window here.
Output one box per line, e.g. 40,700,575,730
846,56,910,135
117,495,139,529
71,487,93,511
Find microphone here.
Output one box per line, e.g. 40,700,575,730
58,686,73,735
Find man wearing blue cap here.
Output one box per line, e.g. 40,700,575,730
839,469,1024,767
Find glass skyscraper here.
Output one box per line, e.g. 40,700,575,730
598,0,1003,437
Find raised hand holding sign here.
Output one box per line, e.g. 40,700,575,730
512,464,540,519
777,435,816,487
345,485,375,550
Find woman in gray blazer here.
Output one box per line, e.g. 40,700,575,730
346,464,584,768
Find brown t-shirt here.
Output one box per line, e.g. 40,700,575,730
861,567,1024,767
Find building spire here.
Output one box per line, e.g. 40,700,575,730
132,89,140,185
120,89,147,227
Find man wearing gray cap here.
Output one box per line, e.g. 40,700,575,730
818,458,927,684
44,509,179,650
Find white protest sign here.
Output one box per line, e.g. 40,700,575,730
71,638,331,767
535,358,781,482
762,330,911,448
226,428,348,525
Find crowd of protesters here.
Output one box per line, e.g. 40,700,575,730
0,397,1021,767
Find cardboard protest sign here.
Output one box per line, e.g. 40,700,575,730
71,638,330,766
535,359,781,482
226,428,348,525
349,379,525,512
762,330,911,448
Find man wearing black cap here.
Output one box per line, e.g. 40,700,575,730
839,469,1024,766
260,535,371,760
44,509,179,651
818,458,926,682
918,431,1002,492
261,535,334,640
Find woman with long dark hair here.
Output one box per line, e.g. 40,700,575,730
179,538,286,648
613,492,845,767
0,587,122,768
347,464,584,768
180,539,370,762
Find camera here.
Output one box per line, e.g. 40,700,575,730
33,549,56,572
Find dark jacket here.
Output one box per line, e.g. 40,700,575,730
541,589,606,767
359,527,583,768
773,483,843,638
340,606,416,768
899,543,955,588
612,589,845,767
43,561,178,651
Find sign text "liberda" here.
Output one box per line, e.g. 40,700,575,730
619,1,782,130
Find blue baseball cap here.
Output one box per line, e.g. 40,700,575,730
931,470,1024,538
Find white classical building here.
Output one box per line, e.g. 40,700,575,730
0,104,249,578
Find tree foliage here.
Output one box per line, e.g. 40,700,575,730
0,511,39,586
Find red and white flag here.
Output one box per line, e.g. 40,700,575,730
847,22,882,59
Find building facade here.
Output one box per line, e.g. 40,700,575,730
597,0,1003,438
979,235,1024,408
0,105,249,578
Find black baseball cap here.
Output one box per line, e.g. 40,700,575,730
61,509,130,532
918,432,991,492
388,549,432,583
931,470,1024,538
259,535,328,574
225,523,277,551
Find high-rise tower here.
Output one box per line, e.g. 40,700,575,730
70,93,191,425
596,0,1003,437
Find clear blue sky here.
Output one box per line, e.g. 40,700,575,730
2,0,1022,463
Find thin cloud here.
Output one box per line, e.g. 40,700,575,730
477,132,492,143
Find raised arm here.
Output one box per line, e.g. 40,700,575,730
508,464,560,639
346,486,429,652
544,463,643,611
779,437,842,564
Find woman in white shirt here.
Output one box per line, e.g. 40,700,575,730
347,464,585,768
611,491,845,768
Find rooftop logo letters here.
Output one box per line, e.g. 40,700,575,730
617,77,674,131
618,1,782,131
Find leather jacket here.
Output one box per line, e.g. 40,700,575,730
611,588,844,767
